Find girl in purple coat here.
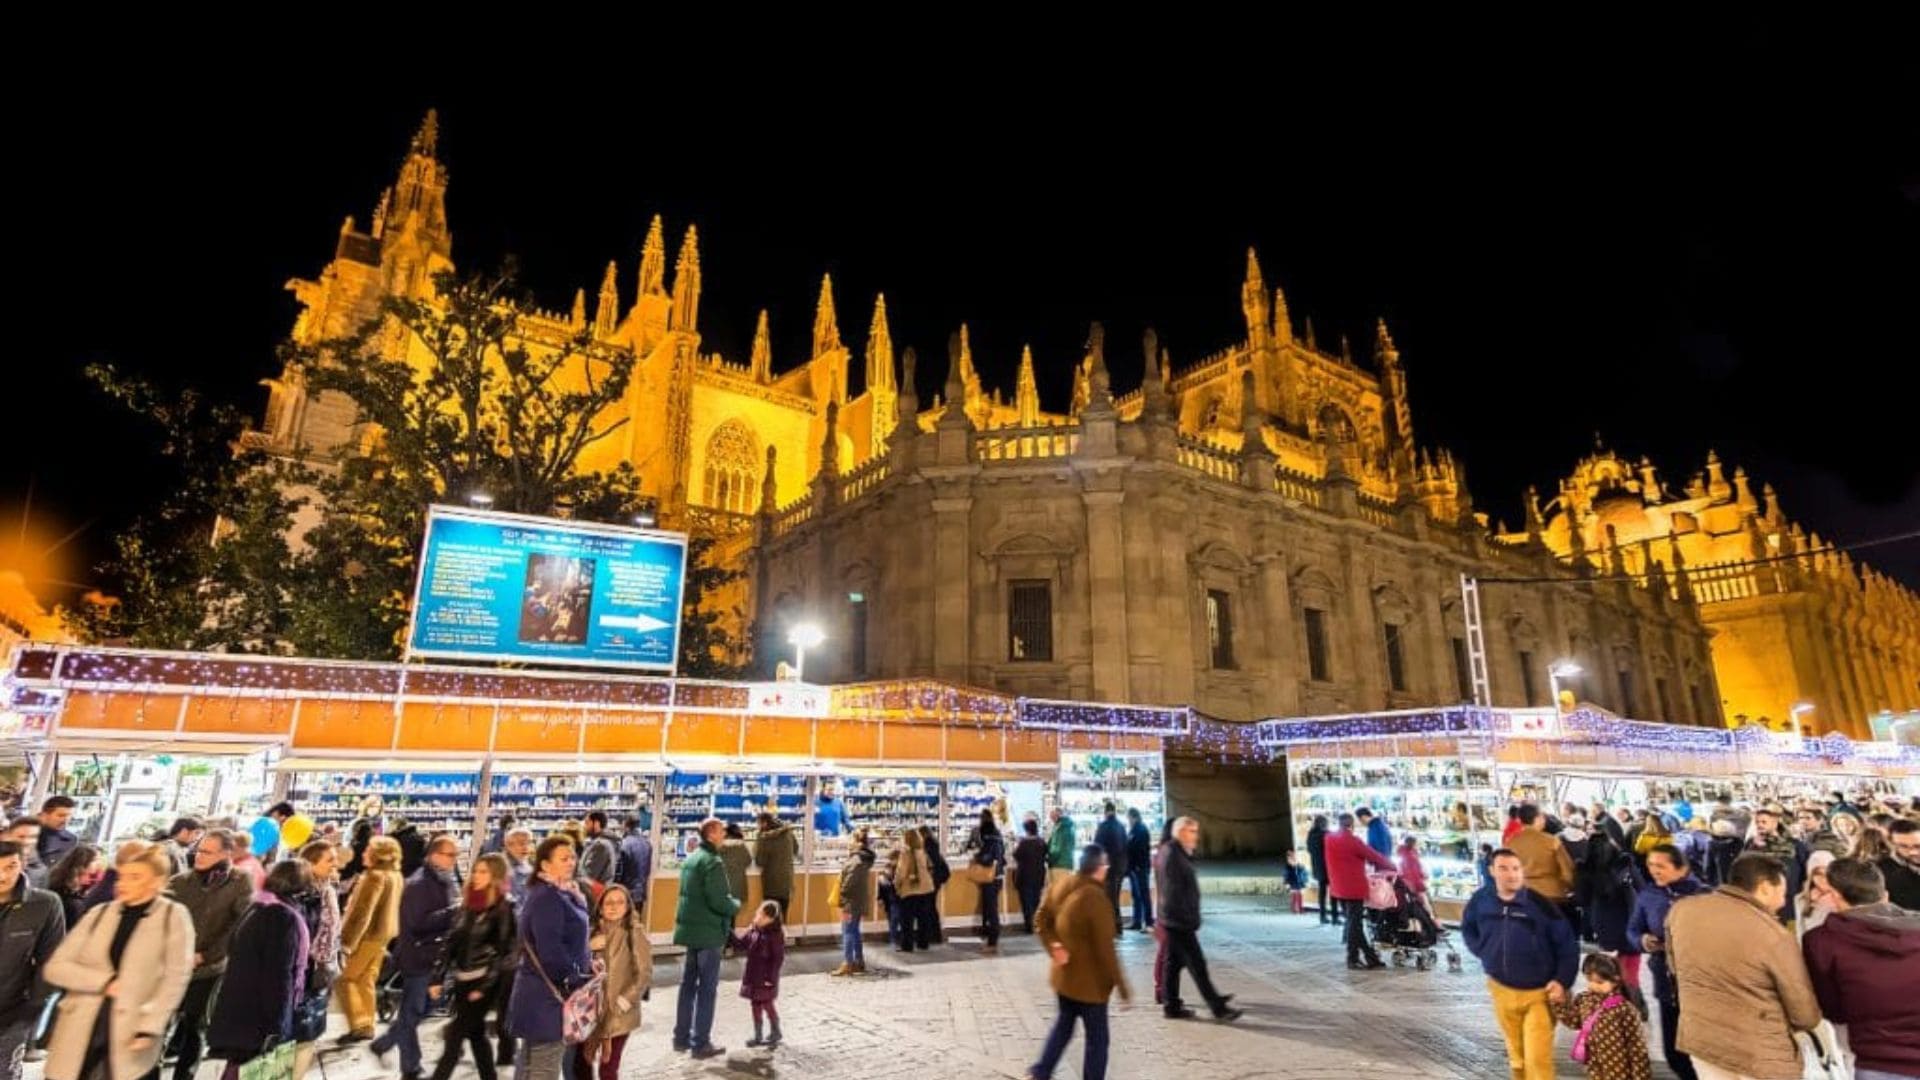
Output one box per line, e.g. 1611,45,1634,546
732,900,787,1048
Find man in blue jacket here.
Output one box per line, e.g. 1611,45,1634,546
1461,848,1579,1080
1627,842,1711,1080
1357,807,1393,858
617,815,654,914
373,834,459,1080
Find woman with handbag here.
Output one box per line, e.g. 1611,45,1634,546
206,860,314,1079
963,810,1006,954
289,841,342,1079
574,884,649,1080
41,841,195,1080
507,837,593,1080
429,853,516,1080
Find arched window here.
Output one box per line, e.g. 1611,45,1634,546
702,420,760,514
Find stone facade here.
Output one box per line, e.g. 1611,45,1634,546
1508,448,1920,738
256,113,1723,730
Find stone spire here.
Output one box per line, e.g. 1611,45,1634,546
897,346,920,425
958,323,978,388
670,225,701,331
411,109,440,157
1605,524,1630,576
638,214,667,297
1016,345,1040,426
812,273,842,359
749,310,773,382
760,445,780,513
1303,317,1318,352
865,294,894,392
594,261,620,338
1525,485,1547,543
819,400,841,478
1082,322,1114,418
1272,287,1293,345
1242,248,1271,346
1141,327,1171,416
940,332,972,430
570,288,586,330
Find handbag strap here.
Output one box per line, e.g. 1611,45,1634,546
520,935,566,1006
1572,993,1623,1057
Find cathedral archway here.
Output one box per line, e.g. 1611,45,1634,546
703,419,760,514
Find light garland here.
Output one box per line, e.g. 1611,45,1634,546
1016,697,1190,736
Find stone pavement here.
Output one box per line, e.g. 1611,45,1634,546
37,895,1676,1078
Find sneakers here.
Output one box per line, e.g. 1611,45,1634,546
1214,1007,1245,1023
1164,1005,1198,1020
690,1044,726,1060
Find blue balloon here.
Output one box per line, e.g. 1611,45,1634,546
250,815,281,856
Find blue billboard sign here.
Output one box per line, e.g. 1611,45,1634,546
406,506,688,672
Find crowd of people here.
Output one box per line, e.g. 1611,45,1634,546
1454,789,1919,1080
4,780,1914,1080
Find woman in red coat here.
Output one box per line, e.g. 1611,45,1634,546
1324,813,1395,968
1397,836,1429,905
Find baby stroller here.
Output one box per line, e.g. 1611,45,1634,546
374,950,452,1023
1364,871,1460,971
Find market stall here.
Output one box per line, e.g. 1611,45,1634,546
5,646,1191,942
1258,705,1920,919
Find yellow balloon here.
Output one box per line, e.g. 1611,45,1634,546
280,814,315,848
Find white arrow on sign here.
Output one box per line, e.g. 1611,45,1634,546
597,613,672,633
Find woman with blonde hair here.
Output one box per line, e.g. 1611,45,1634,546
42,841,195,1080
334,835,403,1043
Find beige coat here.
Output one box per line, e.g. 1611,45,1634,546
42,898,195,1080
339,866,402,954
592,921,654,1040
1508,827,1575,901
1666,885,1822,1079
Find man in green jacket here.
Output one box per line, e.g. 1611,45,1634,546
674,817,740,1060
1047,808,1078,886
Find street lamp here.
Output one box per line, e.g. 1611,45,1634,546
787,622,825,681
633,510,657,528
468,492,495,509
1790,701,1815,742
1548,659,1582,712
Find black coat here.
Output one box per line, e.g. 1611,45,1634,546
1012,836,1050,892
0,880,65,1028
1579,832,1636,952
1158,842,1202,932
207,899,304,1061
432,896,517,991
393,823,428,879
1125,822,1152,871
1305,824,1330,882
394,867,459,976
1094,816,1130,878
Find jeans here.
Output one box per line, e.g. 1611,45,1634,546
879,882,902,947
167,973,222,1080
1017,879,1043,933
1,1018,31,1080
1341,898,1378,962
1126,865,1153,928
673,946,722,1049
1104,872,1125,932
1649,958,1696,1080
841,914,865,965
1029,995,1110,1080
431,981,498,1080
1163,928,1229,1015
978,882,1002,946
373,972,432,1075
519,1040,564,1080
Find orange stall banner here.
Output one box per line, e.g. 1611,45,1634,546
397,702,493,753
493,706,582,754
814,718,881,762
581,711,666,756
290,700,398,751
64,690,182,733
1004,728,1061,765
182,696,296,739
742,715,812,758
945,724,1003,765
665,712,743,757
882,722,944,764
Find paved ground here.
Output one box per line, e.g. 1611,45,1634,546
36,895,1677,1078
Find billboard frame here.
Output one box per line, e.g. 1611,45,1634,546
403,504,690,675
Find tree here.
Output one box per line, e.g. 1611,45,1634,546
87,265,745,673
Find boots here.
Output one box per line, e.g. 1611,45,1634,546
830,962,853,977
765,1019,783,1048
747,1016,765,1048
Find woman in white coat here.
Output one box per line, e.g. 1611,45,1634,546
42,840,195,1080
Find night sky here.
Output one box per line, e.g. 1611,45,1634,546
9,29,1917,605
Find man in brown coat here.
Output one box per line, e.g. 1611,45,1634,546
1507,805,1575,906
1666,852,1822,1080
1028,845,1130,1080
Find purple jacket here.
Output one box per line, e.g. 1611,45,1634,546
507,878,592,1044
732,925,785,1004
206,892,310,1061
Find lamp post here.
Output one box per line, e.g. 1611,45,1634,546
468,492,495,509
787,623,825,682
1790,701,1814,742
1548,659,1583,712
